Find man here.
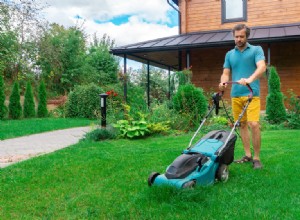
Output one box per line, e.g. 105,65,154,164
219,24,266,169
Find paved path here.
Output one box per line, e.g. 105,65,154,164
0,126,91,168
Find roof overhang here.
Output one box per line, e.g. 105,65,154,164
171,0,178,6
111,23,300,70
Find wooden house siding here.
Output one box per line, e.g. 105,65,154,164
184,41,300,109
179,0,300,33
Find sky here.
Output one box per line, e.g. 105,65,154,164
37,0,179,69
39,0,179,47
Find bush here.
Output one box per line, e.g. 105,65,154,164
172,84,208,127
23,82,36,118
127,85,147,114
0,75,7,119
83,126,117,141
266,66,286,124
104,83,125,123
286,90,300,129
8,82,22,119
66,83,103,119
37,81,48,117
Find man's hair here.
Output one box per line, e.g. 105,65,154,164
232,24,250,38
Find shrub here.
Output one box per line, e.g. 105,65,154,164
83,126,117,141
171,68,192,94
23,82,36,118
113,106,150,139
172,84,208,127
127,85,147,114
266,66,286,124
37,81,48,117
0,75,7,119
66,83,103,119
286,90,300,129
8,82,22,119
104,83,125,123
147,122,171,135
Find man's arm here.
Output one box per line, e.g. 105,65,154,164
238,60,266,85
219,68,231,90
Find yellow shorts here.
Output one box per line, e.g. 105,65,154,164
231,97,260,122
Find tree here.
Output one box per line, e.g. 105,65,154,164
37,81,48,117
23,82,35,118
132,65,169,103
266,66,286,124
37,24,86,94
82,33,119,86
9,81,22,119
0,74,7,119
1,0,47,82
0,3,19,76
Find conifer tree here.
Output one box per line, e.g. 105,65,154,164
23,82,36,118
9,82,22,119
0,75,7,119
37,81,48,117
266,66,286,124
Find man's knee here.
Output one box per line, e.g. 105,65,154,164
248,121,260,130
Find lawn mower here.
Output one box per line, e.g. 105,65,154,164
148,82,253,188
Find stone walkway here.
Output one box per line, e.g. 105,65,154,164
0,126,90,168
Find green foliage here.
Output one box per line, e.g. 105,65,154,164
113,119,150,139
104,83,125,123
66,83,103,119
0,75,7,119
8,81,22,119
172,84,208,127
23,82,36,118
266,66,286,124
147,122,171,135
286,90,300,129
38,24,86,94
127,84,148,114
209,116,228,126
37,81,48,118
83,34,119,86
174,68,192,86
83,126,117,141
113,106,150,139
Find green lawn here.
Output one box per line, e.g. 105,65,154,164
0,130,299,219
0,118,96,140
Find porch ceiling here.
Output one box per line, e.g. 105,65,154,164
111,22,300,70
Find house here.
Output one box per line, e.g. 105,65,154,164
111,0,300,109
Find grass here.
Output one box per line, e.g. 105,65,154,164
0,118,97,140
0,130,299,219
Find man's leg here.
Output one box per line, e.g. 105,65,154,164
248,121,261,160
240,121,252,158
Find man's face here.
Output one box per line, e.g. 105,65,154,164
234,29,247,49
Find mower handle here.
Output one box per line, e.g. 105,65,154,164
222,81,253,100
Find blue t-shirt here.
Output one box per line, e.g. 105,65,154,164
223,43,265,97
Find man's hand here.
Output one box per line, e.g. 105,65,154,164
237,78,252,86
219,82,227,91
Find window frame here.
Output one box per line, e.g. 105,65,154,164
221,0,247,24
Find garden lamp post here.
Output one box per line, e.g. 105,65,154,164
100,93,108,128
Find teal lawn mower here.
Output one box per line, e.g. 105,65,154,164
148,82,253,189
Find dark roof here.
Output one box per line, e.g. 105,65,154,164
111,23,300,70
171,0,178,5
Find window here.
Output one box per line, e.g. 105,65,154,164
222,0,247,23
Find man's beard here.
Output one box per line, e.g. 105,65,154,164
236,41,246,48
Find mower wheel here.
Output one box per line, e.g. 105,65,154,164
182,180,196,189
148,172,160,186
216,164,229,182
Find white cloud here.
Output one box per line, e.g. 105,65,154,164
40,0,179,46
